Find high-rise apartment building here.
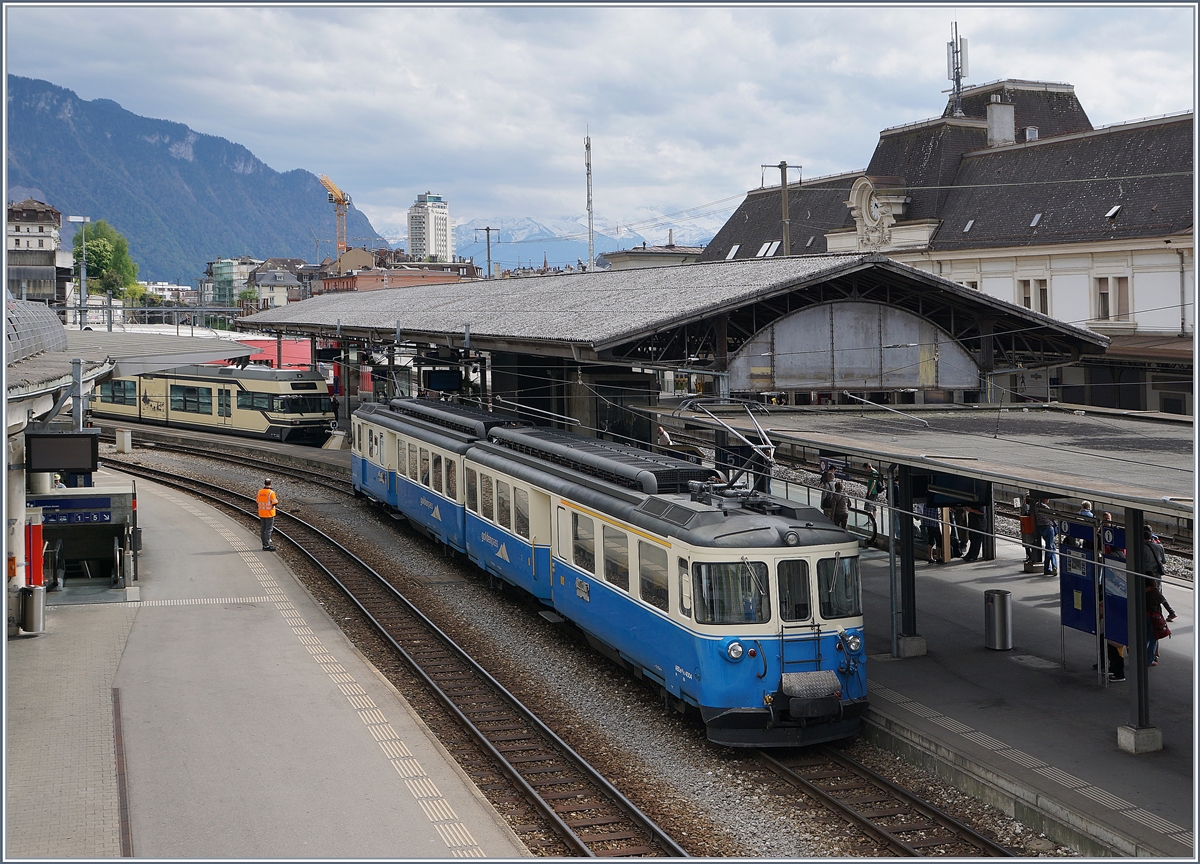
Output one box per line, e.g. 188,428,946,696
407,192,454,262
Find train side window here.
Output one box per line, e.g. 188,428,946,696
678,557,692,617
601,526,629,591
817,556,862,619
408,444,418,480
237,391,254,410
170,385,212,414
465,467,478,512
445,459,457,501
638,542,669,612
513,488,529,538
431,454,443,494
572,513,595,573
419,448,430,486
496,480,511,529
100,380,136,405
480,474,494,520
778,559,811,621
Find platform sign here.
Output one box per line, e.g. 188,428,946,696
1059,549,1097,635
27,496,114,524
1102,557,1128,646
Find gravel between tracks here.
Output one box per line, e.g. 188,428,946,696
111,443,1077,856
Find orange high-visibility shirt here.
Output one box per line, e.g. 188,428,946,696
257,488,278,518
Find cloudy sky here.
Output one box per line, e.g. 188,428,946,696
5,4,1196,241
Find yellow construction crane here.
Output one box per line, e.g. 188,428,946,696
319,175,351,254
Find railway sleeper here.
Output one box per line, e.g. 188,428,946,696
580,832,641,843
593,845,656,857
903,835,960,849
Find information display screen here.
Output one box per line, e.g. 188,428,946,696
25,433,99,473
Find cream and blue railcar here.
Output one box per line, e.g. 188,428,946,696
92,364,334,443
352,398,867,747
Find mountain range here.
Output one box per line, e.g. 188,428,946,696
6,75,386,283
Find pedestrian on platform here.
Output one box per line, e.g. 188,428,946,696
919,502,943,563
1033,498,1058,575
1142,524,1177,624
657,425,673,447
962,505,985,562
818,468,836,521
831,482,849,530
257,479,279,551
862,462,882,517
53,474,66,489
1145,578,1172,667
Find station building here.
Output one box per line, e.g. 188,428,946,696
698,79,1194,413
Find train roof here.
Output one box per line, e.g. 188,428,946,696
488,426,717,495
387,398,527,439
133,364,326,383
355,401,477,452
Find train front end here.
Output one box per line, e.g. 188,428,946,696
679,492,868,747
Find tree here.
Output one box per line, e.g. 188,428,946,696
72,220,140,292
238,288,258,302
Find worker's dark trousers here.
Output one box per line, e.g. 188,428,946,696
260,516,275,549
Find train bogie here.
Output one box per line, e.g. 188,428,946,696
352,398,869,748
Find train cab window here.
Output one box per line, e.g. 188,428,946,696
496,480,511,529
170,385,213,415
465,467,478,512
572,513,595,573
678,557,692,618
816,556,861,619
601,526,629,591
692,561,771,624
638,542,669,612
480,474,494,520
778,560,811,622
513,488,529,538
408,444,418,481
431,454,443,494
445,459,457,502
420,448,430,487
354,424,362,452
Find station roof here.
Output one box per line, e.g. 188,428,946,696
238,253,1108,368
649,402,1193,518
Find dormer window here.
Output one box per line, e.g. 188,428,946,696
725,244,740,260
1030,213,1042,228
1105,205,1121,219
963,219,975,233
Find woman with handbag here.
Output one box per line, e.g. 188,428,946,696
1145,579,1172,668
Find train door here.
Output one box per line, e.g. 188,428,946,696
138,375,168,423
216,388,233,427
777,558,817,672
528,490,553,599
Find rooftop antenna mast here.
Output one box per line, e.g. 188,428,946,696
585,131,594,272
947,22,969,117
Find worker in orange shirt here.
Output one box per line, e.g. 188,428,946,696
257,479,279,551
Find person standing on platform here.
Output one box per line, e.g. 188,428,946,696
257,479,279,551
1033,498,1057,575
818,468,836,521
862,462,882,518
962,505,985,562
831,482,850,530
656,425,673,448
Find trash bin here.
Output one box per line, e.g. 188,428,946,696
984,589,1012,650
20,585,45,635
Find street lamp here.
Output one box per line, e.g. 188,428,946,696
67,216,90,329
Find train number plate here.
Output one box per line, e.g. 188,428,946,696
575,578,590,602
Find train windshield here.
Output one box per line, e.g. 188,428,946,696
816,555,862,619
274,395,332,414
692,561,770,625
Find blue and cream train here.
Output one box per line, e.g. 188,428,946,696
351,398,867,747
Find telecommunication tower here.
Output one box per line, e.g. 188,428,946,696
947,23,969,117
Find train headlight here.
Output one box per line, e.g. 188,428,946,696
846,633,863,653
726,641,744,661
783,530,800,546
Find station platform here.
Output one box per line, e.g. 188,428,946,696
5,469,527,859
859,538,1194,857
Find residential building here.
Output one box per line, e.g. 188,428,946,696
317,264,478,294
7,198,71,307
407,192,454,262
204,255,264,305
700,79,1193,413
599,232,705,269
249,268,301,307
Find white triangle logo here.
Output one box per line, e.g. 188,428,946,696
432,505,441,521
497,543,510,562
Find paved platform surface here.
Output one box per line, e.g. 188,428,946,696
860,536,1194,857
5,469,527,859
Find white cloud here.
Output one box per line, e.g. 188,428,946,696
6,5,1194,236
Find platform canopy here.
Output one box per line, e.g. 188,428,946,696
238,254,1108,377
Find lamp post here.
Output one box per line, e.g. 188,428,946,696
67,216,90,328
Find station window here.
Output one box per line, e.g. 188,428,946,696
601,525,629,591
816,556,861,619
465,467,478,512
99,379,137,405
678,557,692,618
170,384,212,414
572,512,595,573
1095,276,1129,321
513,487,529,539
480,474,494,521
445,459,457,501
778,559,811,621
496,480,511,529
638,542,669,612
419,448,430,487
408,444,418,481
431,453,443,494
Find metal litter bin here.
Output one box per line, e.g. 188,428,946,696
20,585,45,635
984,589,1012,650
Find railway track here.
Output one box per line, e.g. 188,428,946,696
107,460,685,858
756,747,1014,857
